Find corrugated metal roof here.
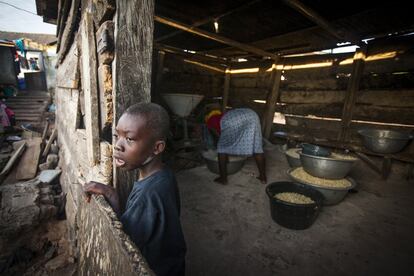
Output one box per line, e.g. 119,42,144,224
35,0,414,58
154,0,414,56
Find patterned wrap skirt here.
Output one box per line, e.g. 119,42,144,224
217,108,263,155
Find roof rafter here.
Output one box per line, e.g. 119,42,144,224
156,0,261,42
154,15,279,60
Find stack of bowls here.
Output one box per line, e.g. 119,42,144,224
287,144,358,205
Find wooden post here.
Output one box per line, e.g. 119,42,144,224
114,0,155,208
263,60,283,139
338,45,367,142
41,119,50,144
42,128,58,157
80,13,100,166
354,152,382,176
222,68,231,112
153,50,165,104
57,0,81,64
16,137,42,180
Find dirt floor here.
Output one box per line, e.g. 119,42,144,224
177,144,414,276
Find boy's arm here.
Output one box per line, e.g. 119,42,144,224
84,181,121,216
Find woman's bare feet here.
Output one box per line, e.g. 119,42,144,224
214,176,228,185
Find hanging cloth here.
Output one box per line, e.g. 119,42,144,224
14,39,26,57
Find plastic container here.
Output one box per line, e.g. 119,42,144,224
301,143,331,157
265,181,324,230
18,78,26,90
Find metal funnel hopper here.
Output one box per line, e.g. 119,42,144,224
162,93,204,117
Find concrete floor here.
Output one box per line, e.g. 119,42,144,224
176,145,414,276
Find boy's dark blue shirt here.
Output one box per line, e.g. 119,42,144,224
121,167,186,276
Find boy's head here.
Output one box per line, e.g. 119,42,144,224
113,103,170,170
124,103,170,142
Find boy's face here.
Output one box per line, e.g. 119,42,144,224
113,113,161,170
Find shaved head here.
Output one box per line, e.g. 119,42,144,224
124,103,170,141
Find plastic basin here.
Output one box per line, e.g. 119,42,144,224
266,181,324,230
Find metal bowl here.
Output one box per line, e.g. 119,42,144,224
202,150,246,175
299,151,357,179
284,148,302,168
301,143,331,157
358,129,413,154
287,168,357,205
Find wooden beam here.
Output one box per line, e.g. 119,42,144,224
156,0,261,42
41,119,50,144
354,152,382,175
114,0,155,209
96,20,115,65
263,60,283,139
16,137,42,180
80,13,100,165
57,0,81,64
338,46,367,141
154,15,279,60
153,50,165,104
222,68,231,112
56,0,71,48
155,43,228,65
42,128,57,157
91,0,116,26
0,141,26,180
56,42,79,88
282,0,359,44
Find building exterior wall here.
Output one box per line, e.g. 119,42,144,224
54,0,154,274
0,46,17,85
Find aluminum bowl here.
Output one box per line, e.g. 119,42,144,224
301,143,331,157
287,168,357,205
299,151,357,179
284,148,302,168
358,129,413,154
202,150,246,175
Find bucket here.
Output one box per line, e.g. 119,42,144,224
265,182,324,230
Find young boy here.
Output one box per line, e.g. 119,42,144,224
84,103,186,276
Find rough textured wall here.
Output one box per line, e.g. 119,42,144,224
56,80,152,275
78,196,153,275
54,0,155,273
114,0,155,209
159,55,223,99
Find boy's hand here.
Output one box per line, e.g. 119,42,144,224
84,181,114,203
